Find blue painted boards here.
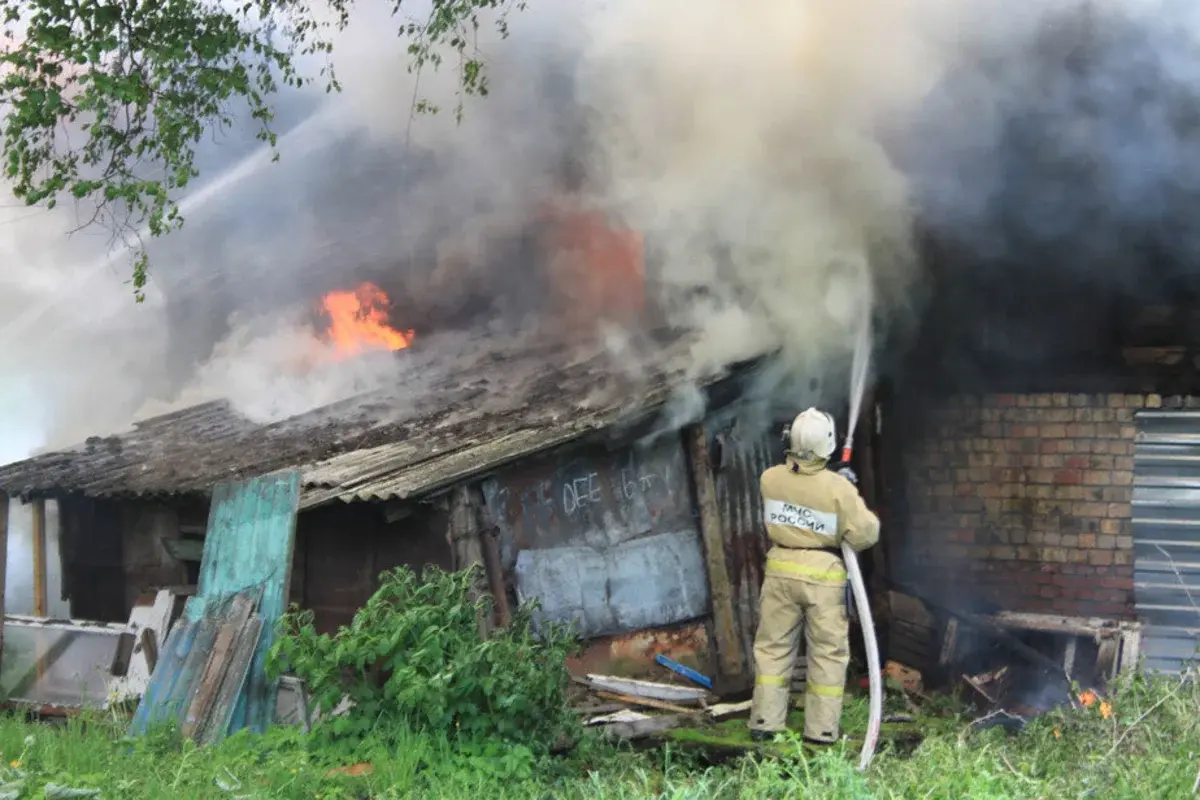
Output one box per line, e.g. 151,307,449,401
129,472,300,739
198,471,300,734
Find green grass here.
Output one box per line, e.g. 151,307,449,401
0,671,1194,799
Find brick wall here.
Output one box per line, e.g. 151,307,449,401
898,392,1154,620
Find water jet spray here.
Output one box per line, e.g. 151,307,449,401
837,277,882,772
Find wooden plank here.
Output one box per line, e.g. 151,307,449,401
586,709,652,727
164,614,222,725
110,632,136,678
915,593,1068,678
684,424,745,684
593,690,696,715
181,593,255,740
584,674,708,703
601,712,696,742
140,628,159,673
129,615,199,733
708,700,753,721
200,615,263,746
31,500,47,617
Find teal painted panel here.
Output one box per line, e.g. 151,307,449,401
199,471,301,735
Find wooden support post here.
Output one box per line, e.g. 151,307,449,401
31,499,47,617
480,529,511,628
448,486,494,641
0,495,7,662
31,499,47,685
684,424,745,684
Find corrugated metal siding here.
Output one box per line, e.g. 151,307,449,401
712,423,778,676
1132,411,1200,674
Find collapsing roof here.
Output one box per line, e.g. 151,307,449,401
0,328,770,509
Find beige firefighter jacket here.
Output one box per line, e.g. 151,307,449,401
759,452,880,586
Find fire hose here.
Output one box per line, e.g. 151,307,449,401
841,311,882,772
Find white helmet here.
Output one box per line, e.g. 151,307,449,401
788,407,837,460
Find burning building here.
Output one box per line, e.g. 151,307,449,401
2,0,1200,722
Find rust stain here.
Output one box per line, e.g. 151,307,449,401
567,620,712,679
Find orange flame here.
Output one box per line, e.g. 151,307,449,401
320,282,414,356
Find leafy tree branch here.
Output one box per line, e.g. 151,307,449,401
0,0,524,299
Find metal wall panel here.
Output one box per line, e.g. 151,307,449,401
514,530,708,637
481,435,708,639
1132,411,1200,674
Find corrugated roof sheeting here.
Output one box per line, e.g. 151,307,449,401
0,330,762,508
300,426,598,509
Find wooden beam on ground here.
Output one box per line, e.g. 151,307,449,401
684,424,744,685
593,690,697,715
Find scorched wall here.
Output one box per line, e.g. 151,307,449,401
897,392,1148,619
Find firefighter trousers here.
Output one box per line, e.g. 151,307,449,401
748,572,849,742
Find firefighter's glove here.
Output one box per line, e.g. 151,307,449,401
837,466,858,486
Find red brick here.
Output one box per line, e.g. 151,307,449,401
1084,470,1113,486
1053,469,1082,485
1088,550,1114,566
1040,424,1067,438
1101,577,1133,590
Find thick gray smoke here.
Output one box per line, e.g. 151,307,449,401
0,0,933,457
14,0,1196,464
894,0,1200,377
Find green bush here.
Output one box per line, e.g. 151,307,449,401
265,564,581,753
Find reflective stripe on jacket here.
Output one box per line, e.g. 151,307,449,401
760,453,881,586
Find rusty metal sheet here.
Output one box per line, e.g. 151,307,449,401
514,529,708,638
568,620,711,679
481,436,695,572
484,435,708,639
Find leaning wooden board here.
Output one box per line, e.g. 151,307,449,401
130,469,300,741
199,616,264,746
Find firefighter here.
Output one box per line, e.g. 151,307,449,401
748,407,880,744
